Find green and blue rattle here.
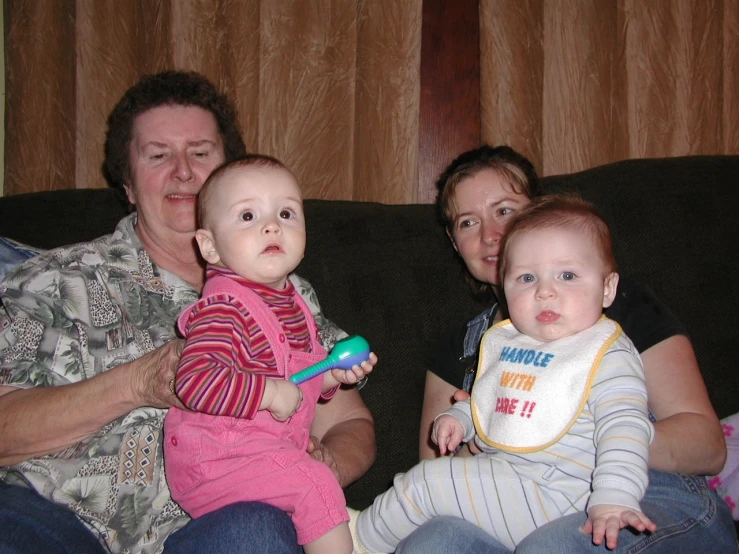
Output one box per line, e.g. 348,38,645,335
290,335,371,385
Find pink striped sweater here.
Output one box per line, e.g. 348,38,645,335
175,266,311,419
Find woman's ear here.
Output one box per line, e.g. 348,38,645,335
195,229,221,266
602,272,619,308
123,182,136,206
446,228,458,253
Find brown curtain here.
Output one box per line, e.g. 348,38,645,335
4,0,422,203
480,0,739,176
4,0,738,202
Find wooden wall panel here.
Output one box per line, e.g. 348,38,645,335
168,0,262,151
134,0,175,75
76,0,138,190
258,1,357,200
724,0,739,152
623,0,724,158
5,1,76,193
419,0,480,204
4,0,738,199
480,0,543,172
541,0,620,175
355,1,422,204
171,0,223,82
220,0,261,153
480,0,736,178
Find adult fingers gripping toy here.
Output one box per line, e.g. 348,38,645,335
289,335,370,385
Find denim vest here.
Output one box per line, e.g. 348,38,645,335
461,304,498,393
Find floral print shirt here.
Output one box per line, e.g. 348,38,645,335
0,213,345,553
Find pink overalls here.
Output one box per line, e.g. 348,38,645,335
164,276,348,545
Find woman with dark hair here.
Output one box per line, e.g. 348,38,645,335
399,145,736,553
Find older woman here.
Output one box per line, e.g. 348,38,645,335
398,145,735,552
0,71,375,554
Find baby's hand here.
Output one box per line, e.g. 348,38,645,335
326,352,378,387
262,379,303,421
431,414,465,455
584,504,656,549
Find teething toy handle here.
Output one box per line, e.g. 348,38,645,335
289,335,370,385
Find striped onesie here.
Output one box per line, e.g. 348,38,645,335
164,267,347,545
354,317,653,552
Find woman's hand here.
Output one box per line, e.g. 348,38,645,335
310,387,375,487
0,339,188,465
452,389,470,403
129,339,186,409
307,435,341,482
584,504,656,549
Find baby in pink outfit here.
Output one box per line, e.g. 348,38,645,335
164,154,376,554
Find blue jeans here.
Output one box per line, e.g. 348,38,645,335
164,501,300,553
0,236,38,282
0,482,106,554
395,516,508,553
0,482,300,554
396,470,738,553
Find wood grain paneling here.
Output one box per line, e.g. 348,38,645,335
623,0,724,158
419,0,480,204
258,1,357,200
480,0,736,178
5,1,76,193
480,0,543,172
724,0,739,153
76,1,139,190
220,0,261,153
3,0,738,200
135,0,174,75
355,1,422,204
542,0,620,175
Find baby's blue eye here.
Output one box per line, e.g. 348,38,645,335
519,274,535,283
561,272,575,281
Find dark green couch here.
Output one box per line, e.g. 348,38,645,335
1,156,737,514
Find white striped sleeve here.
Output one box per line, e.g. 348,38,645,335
587,335,654,512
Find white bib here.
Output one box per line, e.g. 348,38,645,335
471,316,621,453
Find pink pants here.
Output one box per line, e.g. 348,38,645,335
164,348,348,545
165,410,348,544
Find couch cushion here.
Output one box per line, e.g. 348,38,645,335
0,188,129,249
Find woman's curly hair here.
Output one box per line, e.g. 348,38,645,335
103,70,247,193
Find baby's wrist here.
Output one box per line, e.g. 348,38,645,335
259,379,277,411
322,373,341,391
